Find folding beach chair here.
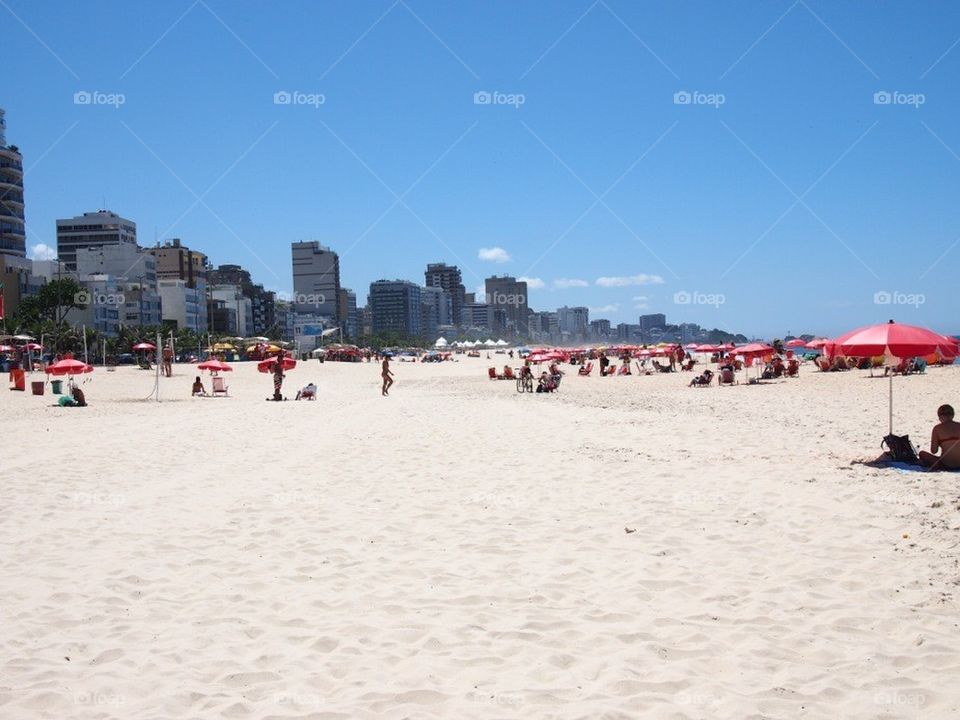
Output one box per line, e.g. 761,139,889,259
212,375,229,396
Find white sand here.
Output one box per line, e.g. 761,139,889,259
1,356,959,719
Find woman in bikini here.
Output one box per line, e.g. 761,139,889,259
919,404,960,470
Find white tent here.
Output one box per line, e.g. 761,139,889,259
484,339,496,346
495,339,508,346
435,337,448,347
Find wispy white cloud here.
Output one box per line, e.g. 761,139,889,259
633,295,649,310
553,278,589,289
29,243,57,261
596,273,664,288
478,246,511,263
589,303,619,314
518,276,544,289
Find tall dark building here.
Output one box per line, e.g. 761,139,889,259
370,280,422,337
209,263,275,336
425,263,465,326
0,108,26,259
484,275,529,336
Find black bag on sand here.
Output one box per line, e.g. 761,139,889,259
882,434,920,464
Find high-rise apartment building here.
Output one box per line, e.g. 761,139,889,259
0,108,26,259
484,275,528,336
56,210,137,271
369,280,422,337
425,263,466,326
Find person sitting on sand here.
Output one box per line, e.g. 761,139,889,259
689,369,713,387
58,383,87,407
192,376,207,396
296,382,317,400
919,404,960,470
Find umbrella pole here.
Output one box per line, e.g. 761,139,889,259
889,372,893,435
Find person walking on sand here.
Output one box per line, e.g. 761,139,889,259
272,352,286,401
162,343,173,377
381,356,394,396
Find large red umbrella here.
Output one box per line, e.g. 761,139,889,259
257,356,297,373
834,320,956,433
785,339,806,348
132,342,156,351
45,358,94,376
731,343,773,357
197,359,233,373
834,321,952,358
805,338,830,349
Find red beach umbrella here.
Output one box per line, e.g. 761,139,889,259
731,343,773,357
197,359,233,373
834,320,956,433
132,342,156,351
257,356,296,373
45,358,94,376
834,321,951,359
805,338,830,349
785,339,806,348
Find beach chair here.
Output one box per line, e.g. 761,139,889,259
718,368,737,386
786,359,800,377
212,375,229,397
578,362,593,376
488,367,497,380
503,366,515,380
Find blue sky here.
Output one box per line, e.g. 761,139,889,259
4,0,960,336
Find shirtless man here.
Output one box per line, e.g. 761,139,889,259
381,356,394,396
919,404,960,470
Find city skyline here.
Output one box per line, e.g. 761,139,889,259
4,2,960,336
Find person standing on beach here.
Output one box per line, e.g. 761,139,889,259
162,344,173,377
381,356,394,396
272,352,286,401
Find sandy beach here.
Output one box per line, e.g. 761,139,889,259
2,356,959,719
